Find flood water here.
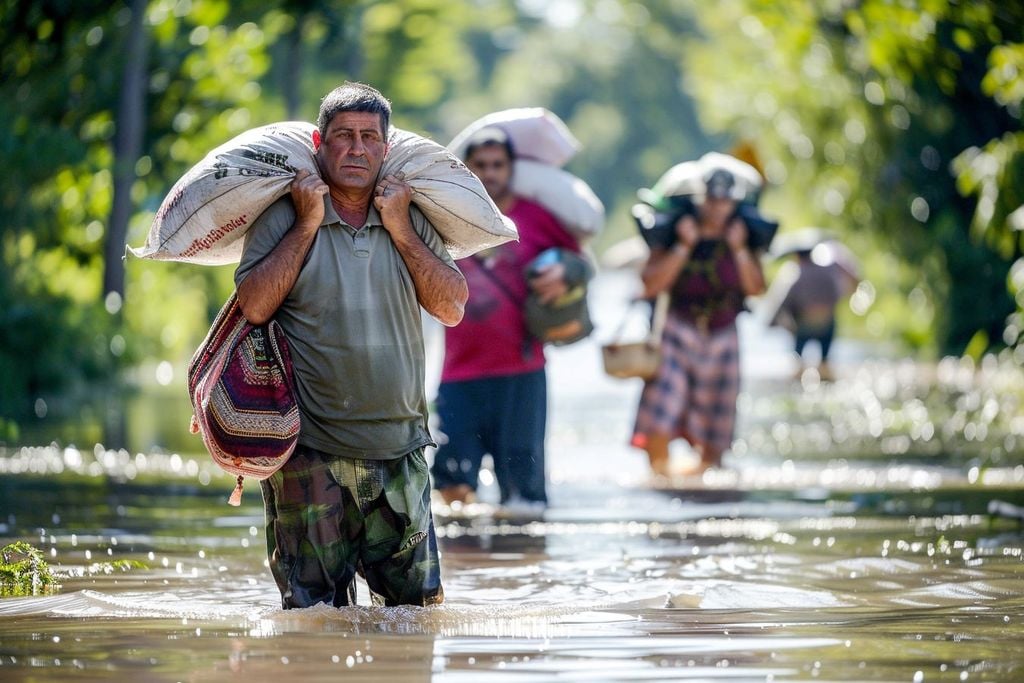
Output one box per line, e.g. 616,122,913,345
2,272,1024,681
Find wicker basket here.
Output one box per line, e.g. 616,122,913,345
600,292,669,381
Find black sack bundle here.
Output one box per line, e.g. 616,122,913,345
632,153,778,252
630,198,777,252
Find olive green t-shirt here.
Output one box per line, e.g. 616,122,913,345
234,195,459,460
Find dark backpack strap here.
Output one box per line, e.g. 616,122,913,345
470,254,525,308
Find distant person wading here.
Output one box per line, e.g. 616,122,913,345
633,165,767,476
431,126,587,510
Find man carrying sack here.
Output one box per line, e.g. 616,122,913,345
234,82,467,608
430,125,590,511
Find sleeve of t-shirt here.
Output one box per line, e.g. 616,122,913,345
409,205,461,274
233,196,298,289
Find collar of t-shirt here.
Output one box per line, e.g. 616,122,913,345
320,194,384,233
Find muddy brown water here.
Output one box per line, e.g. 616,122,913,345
2,272,1023,681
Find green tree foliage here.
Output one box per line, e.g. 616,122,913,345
255,0,517,131
1,0,284,419
0,1,170,423
680,0,1023,354
953,39,1024,355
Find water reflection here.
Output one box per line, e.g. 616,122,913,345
3,286,1024,679
1,485,1022,680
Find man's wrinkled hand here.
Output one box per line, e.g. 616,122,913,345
291,169,328,231
374,174,413,228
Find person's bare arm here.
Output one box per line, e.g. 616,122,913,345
641,215,699,299
374,174,467,326
237,170,326,325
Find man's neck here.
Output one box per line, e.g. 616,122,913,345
330,189,372,229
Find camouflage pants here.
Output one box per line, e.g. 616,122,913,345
260,445,444,608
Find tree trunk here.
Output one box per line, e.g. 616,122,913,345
103,0,149,299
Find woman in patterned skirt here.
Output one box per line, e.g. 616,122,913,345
633,166,766,476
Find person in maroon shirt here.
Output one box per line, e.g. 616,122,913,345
633,167,766,476
431,127,584,508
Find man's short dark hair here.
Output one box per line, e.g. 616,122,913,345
318,82,392,136
464,126,515,162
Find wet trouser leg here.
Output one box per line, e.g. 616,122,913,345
492,369,548,504
262,446,444,608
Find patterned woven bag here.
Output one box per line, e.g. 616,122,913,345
187,292,299,505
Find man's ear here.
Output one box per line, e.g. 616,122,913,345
312,129,321,151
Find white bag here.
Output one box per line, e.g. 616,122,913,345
130,121,518,265
383,128,519,259
447,107,580,167
511,159,604,241
698,151,764,201
130,122,313,266
637,154,764,209
636,160,705,209
447,109,603,241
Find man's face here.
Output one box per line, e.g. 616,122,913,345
316,111,388,194
466,143,513,202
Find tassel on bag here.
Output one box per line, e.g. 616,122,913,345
228,475,245,506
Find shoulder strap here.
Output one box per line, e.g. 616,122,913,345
187,292,246,391
609,291,670,345
471,254,524,307
649,291,670,344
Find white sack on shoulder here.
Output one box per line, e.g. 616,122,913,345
130,121,317,266
447,108,580,167
130,121,517,265
384,129,518,259
511,159,604,241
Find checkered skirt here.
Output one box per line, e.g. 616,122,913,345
632,314,740,455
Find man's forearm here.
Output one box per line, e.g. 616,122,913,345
389,226,467,327
237,225,318,325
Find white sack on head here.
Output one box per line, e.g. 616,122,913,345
130,122,518,265
511,159,604,242
637,160,705,208
698,152,764,201
447,108,580,167
638,155,765,209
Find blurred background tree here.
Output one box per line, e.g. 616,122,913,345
0,0,1021,445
